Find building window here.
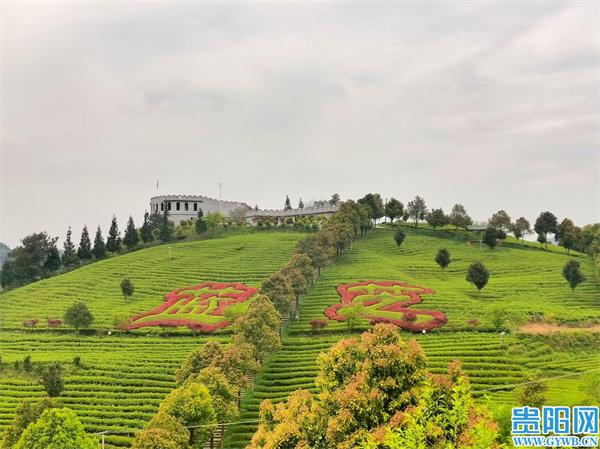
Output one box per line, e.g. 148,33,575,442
185,202,189,211
168,202,172,211
161,203,164,211
176,202,180,211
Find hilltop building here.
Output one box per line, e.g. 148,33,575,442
150,195,338,225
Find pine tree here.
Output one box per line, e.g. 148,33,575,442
284,195,292,210
92,226,106,259
123,216,140,249
62,228,79,268
160,210,173,242
106,216,121,253
77,226,92,261
195,210,207,234
140,212,154,244
298,198,304,209
44,245,62,272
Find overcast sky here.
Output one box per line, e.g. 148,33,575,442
1,1,598,248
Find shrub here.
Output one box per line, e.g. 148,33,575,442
23,319,38,328
310,319,328,333
47,318,62,328
404,311,417,322
73,356,81,367
467,319,480,327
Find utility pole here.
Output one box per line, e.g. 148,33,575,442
218,182,223,212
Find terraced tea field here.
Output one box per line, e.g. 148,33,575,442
224,227,600,448
0,232,304,330
291,227,599,333
0,333,216,448
0,231,305,448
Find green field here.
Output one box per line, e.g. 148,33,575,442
224,227,600,448
0,232,304,331
0,231,305,448
1,227,598,449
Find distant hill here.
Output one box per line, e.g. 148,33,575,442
0,242,10,265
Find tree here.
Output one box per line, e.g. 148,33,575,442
298,198,304,209
449,204,472,230
406,195,427,228
120,278,134,301
280,265,308,317
297,233,335,276
557,218,581,254
41,363,64,397
62,228,78,269
140,212,154,244
563,260,585,292
75,226,92,262
517,372,547,408
195,210,207,234
466,261,489,296
106,216,121,253
260,273,295,317
329,193,341,206
43,246,61,273
132,413,189,449
158,382,216,448
425,208,448,230
534,211,558,250
489,306,508,331
14,408,97,449
581,223,600,257
483,227,507,250
288,253,315,286
358,193,384,224
159,210,174,242
5,233,62,285
123,216,140,249
488,210,511,231
511,217,531,243
92,227,106,259
284,195,292,210
233,295,281,363
394,229,406,248
205,212,224,237
191,367,238,422
0,398,61,449
384,198,404,223
64,302,94,330
435,248,451,270
250,325,501,449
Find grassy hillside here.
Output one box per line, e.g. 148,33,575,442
224,227,600,448
0,232,304,330
0,231,305,448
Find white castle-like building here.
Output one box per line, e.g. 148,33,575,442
150,195,338,225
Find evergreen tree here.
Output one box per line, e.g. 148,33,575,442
41,363,64,398
160,210,173,242
435,248,451,270
120,278,134,300
140,212,154,244
76,226,92,261
123,216,140,249
562,260,585,292
195,210,207,234
284,195,292,210
466,261,489,296
483,227,507,250
106,216,121,253
557,218,581,254
92,226,106,259
44,246,62,272
62,228,78,268
394,229,406,247
298,198,304,209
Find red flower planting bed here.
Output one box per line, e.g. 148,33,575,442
324,280,447,332
126,282,257,332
